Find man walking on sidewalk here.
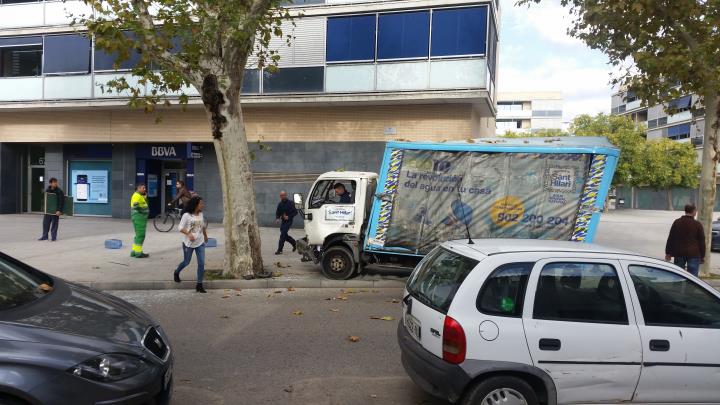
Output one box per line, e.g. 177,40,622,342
665,204,705,276
275,191,297,255
130,184,150,258
39,177,64,242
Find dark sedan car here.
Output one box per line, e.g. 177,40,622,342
0,252,173,405
713,221,720,252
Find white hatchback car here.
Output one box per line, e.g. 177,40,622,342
398,239,720,405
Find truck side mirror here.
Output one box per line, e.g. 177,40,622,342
293,193,304,208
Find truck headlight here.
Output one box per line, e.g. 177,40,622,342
69,354,148,382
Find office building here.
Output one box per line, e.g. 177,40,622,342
495,91,563,135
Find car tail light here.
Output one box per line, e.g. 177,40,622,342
442,316,466,364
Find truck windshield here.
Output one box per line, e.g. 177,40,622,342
0,255,54,310
406,247,479,313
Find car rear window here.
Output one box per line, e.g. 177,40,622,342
0,255,54,310
406,248,479,314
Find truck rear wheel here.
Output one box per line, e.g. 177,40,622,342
321,246,356,280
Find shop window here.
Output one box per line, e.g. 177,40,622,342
431,6,487,57
44,34,91,74
377,11,429,60
262,66,323,93
94,32,142,71
326,15,376,62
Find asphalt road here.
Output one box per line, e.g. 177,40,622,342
112,288,446,405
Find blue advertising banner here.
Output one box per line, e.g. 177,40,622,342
71,169,109,204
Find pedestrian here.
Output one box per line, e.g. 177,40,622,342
665,203,705,277
169,180,192,210
130,184,150,258
39,177,64,242
173,196,209,293
275,190,297,255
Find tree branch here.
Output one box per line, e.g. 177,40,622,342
129,0,204,85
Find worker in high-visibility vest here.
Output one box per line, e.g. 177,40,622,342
130,184,150,258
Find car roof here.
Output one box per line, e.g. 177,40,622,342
442,238,638,258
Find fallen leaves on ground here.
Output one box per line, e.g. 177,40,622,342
370,394,378,399
221,295,230,298
348,335,360,342
234,288,242,292
274,262,292,268
220,315,229,319
329,308,340,313
370,316,395,321
284,386,294,393
287,287,296,292
325,295,349,301
292,310,303,316
274,290,283,294
386,299,400,304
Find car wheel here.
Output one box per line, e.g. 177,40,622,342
321,246,356,280
461,376,539,405
0,394,29,405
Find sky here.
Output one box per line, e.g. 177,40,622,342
497,0,615,122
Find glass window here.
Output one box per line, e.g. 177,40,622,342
629,265,720,328
377,11,430,60
534,262,628,324
326,15,376,62
431,6,487,57
667,123,691,139
262,66,323,93
242,69,260,94
0,254,53,311
1,45,42,77
477,262,533,317
668,95,692,112
308,179,356,208
94,32,142,71
43,34,91,74
406,247,479,313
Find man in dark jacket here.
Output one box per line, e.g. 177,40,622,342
39,178,64,242
275,190,298,255
169,180,192,209
665,204,705,276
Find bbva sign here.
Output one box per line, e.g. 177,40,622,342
151,146,177,157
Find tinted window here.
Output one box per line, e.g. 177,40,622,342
262,66,324,93
431,7,487,57
534,262,628,324
407,248,478,313
94,32,142,71
326,15,376,62
629,265,720,328
44,34,91,74
477,262,532,317
377,11,429,59
242,69,260,94
0,255,53,310
1,45,42,77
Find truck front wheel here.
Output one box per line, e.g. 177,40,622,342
321,246,356,280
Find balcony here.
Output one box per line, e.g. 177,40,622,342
667,110,692,124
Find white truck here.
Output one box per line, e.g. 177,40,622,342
293,137,619,279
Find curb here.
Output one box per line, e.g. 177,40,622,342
79,278,408,291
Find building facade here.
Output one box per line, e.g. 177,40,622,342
495,91,563,135
610,90,704,159
0,0,499,226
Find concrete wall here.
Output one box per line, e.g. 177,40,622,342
194,141,386,227
45,144,64,189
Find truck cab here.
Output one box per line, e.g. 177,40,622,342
295,171,378,279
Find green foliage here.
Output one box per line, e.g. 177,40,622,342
74,0,294,109
501,128,567,138
638,138,699,189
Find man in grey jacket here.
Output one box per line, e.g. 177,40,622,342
39,177,64,242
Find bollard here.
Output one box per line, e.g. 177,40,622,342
104,239,123,249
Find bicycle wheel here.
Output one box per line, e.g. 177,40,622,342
153,213,175,232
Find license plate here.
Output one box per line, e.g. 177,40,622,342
163,366,173,390
404,313,421,342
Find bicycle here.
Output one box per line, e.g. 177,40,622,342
153,206,182,232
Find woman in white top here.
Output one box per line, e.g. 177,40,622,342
173,196,209,293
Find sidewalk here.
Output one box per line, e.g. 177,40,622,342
1,211,718,290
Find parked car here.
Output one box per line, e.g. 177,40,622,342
712,221,720,251
0,252,173,405
398,239,720,405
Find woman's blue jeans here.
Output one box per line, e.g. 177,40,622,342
175,243,206,283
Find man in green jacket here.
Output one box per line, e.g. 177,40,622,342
130,184,150,258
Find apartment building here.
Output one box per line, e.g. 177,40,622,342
0,0,499,224
495,91,563,135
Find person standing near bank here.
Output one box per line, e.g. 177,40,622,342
275,191,297,255
39,177,64,242
665,204,705,276
130,184,150,258
173,196,208,293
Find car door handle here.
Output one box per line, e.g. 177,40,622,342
649,339,670,352
539,338,561,351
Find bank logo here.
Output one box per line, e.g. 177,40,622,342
151,146,177,157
